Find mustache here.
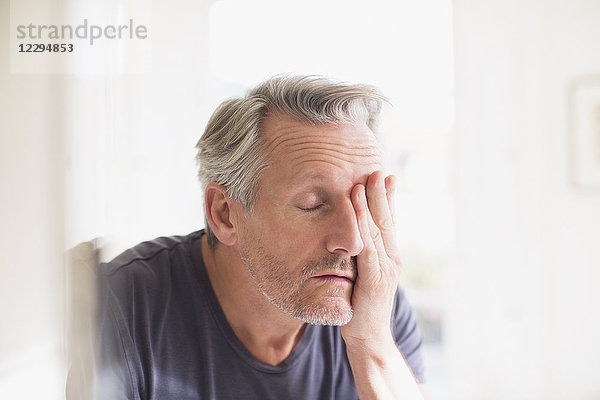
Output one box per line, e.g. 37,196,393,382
301,255,357,281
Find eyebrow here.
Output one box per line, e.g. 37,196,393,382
287,184,330,204
288,171,331,189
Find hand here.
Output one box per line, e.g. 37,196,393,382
341,171,425,399
341,170,401,344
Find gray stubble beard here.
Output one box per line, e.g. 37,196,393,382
239,243,357,326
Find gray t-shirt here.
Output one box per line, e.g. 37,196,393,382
98,230,425,400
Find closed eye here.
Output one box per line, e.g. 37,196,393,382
299,204,324,212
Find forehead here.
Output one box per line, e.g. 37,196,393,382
260,113,383,187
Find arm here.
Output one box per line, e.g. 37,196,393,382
344,335,425,399
342,171,425,400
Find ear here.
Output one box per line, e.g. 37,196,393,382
204,182,238,246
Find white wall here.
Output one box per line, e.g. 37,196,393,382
451,0,600,398
64,0,214,260
0,1,66,398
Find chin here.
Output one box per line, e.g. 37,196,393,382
294,297,354,326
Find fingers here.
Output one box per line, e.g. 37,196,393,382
365,171,399,261
352,184,380,281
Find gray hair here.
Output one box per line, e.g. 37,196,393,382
195,75,387,247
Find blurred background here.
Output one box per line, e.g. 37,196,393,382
1,0,600,399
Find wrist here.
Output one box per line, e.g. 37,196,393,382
342,330,397,358
342,329,424,400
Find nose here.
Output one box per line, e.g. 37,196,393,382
325,200,364,256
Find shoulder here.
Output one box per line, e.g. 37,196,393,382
101,231,203,274
392,286,426,383
95,230,207,399
98,230,206,312
391,286,418,335
99,230,204,282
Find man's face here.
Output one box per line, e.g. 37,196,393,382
234,112,383,326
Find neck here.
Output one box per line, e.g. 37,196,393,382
200,235,306,366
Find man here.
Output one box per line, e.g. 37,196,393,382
97,75,427,399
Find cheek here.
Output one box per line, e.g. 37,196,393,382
246,206,329,257
272,220,330,262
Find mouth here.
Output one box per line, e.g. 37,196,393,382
313,271,355,284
